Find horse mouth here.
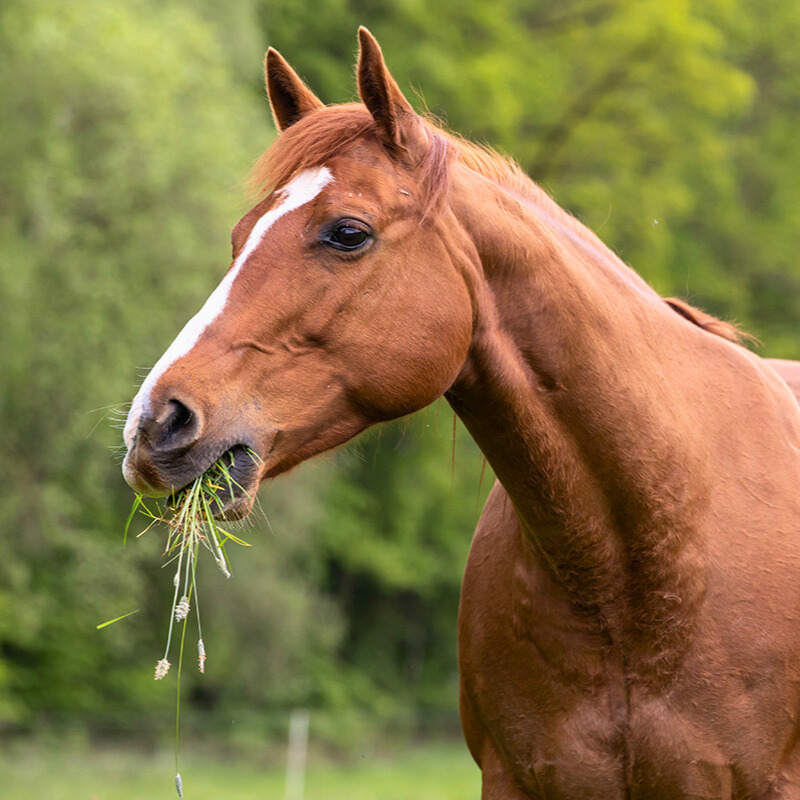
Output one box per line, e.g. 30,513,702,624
189,444,261,521
123,427,264,519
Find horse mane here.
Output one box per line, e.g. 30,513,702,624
663,297,752,345
251,106,751,347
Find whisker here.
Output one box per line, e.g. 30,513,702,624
86,401,131,414
250,495,274,535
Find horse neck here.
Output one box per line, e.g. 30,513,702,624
445,165,709,640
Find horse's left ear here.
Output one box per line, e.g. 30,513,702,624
357,27,427,158
265,48,325,132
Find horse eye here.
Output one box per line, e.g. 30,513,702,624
324,222,371,251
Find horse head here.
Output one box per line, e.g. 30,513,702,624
122,29,474,518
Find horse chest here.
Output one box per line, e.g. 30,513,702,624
459,506,625,796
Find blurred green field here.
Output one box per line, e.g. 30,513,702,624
0,739,479,800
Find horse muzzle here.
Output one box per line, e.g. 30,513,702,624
122,393,263,518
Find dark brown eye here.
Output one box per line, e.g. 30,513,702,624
323,222,371,251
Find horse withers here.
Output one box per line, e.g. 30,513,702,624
123,29,800,799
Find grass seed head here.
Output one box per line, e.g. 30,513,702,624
154,658,171,680
215,552,231,579
174,596,190,622
198,638,207,673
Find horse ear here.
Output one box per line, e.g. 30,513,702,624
265,48,324,132
357,27,426,156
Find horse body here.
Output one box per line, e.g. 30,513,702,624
122,30,800,798
461,474,800,799
446,157,800,797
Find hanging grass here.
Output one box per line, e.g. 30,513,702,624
126,450,257,678
114,448,261,797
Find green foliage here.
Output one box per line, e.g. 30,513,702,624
1,0,799,748
0,0,268,725
313,413,487,712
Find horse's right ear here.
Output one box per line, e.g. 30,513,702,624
265,48,324,132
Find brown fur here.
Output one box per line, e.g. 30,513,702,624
124,29,800,799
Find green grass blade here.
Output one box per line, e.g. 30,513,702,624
217,528,252,547
123,494,144,547
96,609,140,629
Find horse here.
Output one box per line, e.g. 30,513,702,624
768,359,800,405
122,29,800,799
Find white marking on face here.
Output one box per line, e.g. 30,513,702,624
124,166,333,447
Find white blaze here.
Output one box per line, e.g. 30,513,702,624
124,166,333,447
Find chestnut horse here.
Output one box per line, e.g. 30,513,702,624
123,30,800,799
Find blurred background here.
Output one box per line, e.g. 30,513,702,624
1,0,799,797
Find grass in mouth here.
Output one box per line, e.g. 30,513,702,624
114,448,261,797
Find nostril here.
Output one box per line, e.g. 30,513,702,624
163,399,192,439
157,398,200,450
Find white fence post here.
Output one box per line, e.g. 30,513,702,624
284,708,310,800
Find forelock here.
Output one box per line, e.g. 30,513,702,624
249,105,377,196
